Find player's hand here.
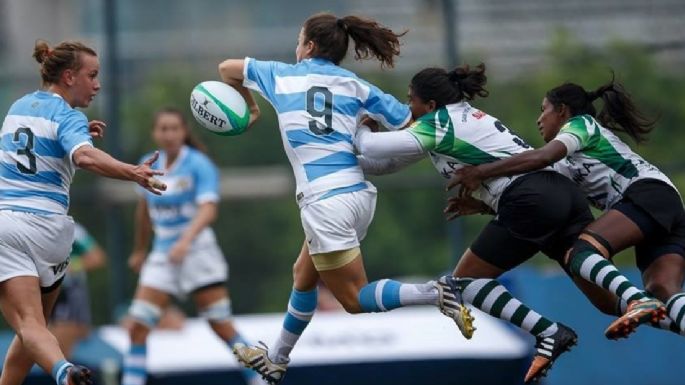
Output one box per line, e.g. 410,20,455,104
88,120,106,138
360,116,380,132
133,151,167,195
444,195,492,220
446,165,483,198
169,239,190,264
128,250,146,273
248,104,261,128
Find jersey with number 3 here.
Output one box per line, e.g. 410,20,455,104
243,57,411,206
409,102,535,210
0,91,92,215
552,114,674,210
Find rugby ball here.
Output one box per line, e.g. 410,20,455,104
190,81,249,136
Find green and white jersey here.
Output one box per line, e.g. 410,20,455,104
409,102,535,209
552,114,674,210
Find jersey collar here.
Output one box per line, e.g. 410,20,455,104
161,145,189,173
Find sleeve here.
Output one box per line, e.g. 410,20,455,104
361,81,411,130
407,117,439,151
355,125,426,158
358,153,425,176
57,110,93,166
193,154,220,204
552,133,581,155
242,57,282,104
556,118,591,154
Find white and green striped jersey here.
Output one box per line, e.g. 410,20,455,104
409,102,535,209
552,114,674,210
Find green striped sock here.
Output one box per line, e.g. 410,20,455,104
569,252,645,304
455,278,557,337
666,293,685,335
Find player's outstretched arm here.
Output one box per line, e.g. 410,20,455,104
218,59,260,127
447,140,568,196
72,146,167,195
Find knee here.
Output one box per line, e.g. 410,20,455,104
200,298,235,336
127,300,160,342
566,231,615,274
292,262,318,291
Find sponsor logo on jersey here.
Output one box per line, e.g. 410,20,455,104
472,110,486,119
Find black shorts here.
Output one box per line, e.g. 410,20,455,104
471,171,594,270
611,179,685,272
49,274,92,325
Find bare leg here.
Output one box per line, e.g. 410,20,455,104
317,254,367,314
193,285,237,340
50,322,89,360
0,277,66,376
642,253,685,334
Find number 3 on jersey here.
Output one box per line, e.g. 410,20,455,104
306,86,334,135
494,121,530,149
13,127,37,174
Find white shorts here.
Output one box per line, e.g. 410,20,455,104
139,240,228,298
0,210,74,289
300,188,377,255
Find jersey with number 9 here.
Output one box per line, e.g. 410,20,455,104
242,57,411,206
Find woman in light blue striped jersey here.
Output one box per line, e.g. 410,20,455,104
218,12,473,384
0,39,165,385
122,108,266,385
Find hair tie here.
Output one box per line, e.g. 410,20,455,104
336,18,348,33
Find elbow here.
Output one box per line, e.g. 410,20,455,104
73,147,95,169
218,61,230,78
356,137,377,158
201,203,219,224
207,209,218,224
218,60,241,86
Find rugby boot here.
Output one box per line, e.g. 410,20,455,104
435,275,476,339
605,297,667,339
524,323,577,383
233,342,288,385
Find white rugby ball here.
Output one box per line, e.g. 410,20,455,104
190,81,249,136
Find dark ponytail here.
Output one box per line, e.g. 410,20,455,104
410,63,488,108
153,107,208,154
546,76,655,143
303,13,407,68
